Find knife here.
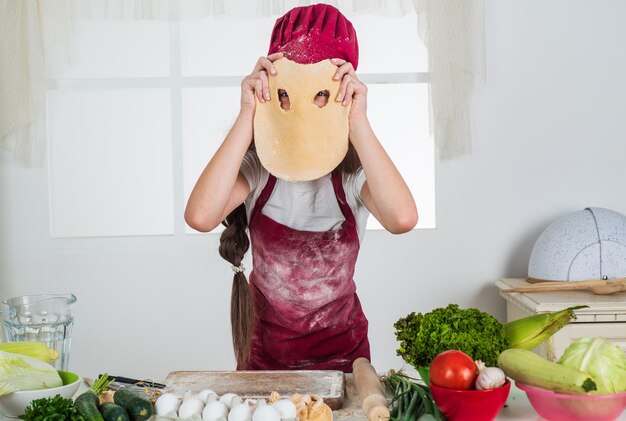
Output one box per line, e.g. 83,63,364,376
100,374,166,389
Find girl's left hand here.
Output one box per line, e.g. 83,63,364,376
331,58,367,119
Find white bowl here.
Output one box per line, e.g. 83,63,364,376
0,370,82,418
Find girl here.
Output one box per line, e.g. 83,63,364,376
185,4,417,372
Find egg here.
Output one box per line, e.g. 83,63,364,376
252,399,265,412
228,402,252,421
196,389,218,404
252,405,281,421
202,400,229,421
271,399,297,419
219,393,241,409
179,397,205,419
154,393,181,416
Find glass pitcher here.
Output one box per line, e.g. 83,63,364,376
1,294,77,371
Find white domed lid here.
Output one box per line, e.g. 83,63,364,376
528,207,626,281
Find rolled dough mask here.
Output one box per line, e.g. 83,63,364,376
254,57,350,182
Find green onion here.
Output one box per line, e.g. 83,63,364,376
383,370,445,421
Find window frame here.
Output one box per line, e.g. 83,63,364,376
46,16,435,238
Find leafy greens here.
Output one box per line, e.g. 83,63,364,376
0,351,62,396
394,304,509,368
558,337,626,394
19,394,84,421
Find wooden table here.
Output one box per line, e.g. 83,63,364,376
337,374,626,420
71,373,626,420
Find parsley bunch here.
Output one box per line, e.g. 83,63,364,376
19,394,84,421
394,304,510,368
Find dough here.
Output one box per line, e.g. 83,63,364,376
254,57,350,182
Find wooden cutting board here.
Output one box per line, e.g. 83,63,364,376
163,370,345,410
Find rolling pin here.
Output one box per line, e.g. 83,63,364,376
352,357,390,421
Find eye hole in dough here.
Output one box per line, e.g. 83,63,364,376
278,89,290,111
313,90,330,108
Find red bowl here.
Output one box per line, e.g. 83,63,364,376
430,380,511,421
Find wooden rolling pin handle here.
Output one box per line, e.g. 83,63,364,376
352,357,390,421
363,395,389,420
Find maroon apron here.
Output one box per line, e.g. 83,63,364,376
243,171,370,372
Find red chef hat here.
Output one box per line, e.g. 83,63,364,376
268,4,359,70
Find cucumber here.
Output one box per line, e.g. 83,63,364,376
75,390,104,421
113,387,153,421
100,402,130,421
497,348,597,394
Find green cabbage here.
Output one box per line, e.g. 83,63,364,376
0,350,63,396
558,337,626,394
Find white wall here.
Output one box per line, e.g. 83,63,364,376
2,0,626,380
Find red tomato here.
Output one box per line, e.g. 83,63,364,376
429,350,478,390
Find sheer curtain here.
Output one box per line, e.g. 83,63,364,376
0,0,484,166
0,0,72,165
415,0,486,159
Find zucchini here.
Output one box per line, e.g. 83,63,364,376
75,390,104,421
75,374,115,421
497,348,597,394
113,387,153,421
100,402,130,421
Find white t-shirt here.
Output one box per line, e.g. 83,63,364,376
240,150,370,242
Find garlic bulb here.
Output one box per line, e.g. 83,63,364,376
475,360,506,390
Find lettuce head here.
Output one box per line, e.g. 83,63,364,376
0,351,62,396
558,337,626,394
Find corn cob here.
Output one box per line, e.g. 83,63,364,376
504,305,587,350
0,341,59,364
498,348,597,394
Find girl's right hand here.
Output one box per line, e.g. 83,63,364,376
240,52,284,111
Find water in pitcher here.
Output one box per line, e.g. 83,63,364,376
1,294,76,371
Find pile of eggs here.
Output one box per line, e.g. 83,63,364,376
154,389,298,421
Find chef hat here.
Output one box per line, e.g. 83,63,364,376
268,4,359,70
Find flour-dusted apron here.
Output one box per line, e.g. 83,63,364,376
243,171,370,372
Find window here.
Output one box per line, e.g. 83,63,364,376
46,13,435,238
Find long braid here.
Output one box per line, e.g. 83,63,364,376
219,203,253,368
